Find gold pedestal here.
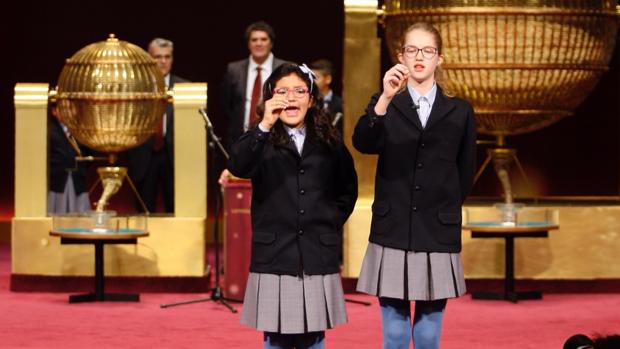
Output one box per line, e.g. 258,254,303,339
95,166,127,212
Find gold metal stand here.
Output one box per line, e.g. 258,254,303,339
474,136,534,204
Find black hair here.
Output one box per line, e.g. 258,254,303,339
309,59,334,77
244,21,276,45
252,63,340,147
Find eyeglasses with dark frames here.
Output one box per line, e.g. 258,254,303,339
401,45,438,59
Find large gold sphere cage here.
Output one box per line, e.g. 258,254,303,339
384,0,620,136
54,34,168,154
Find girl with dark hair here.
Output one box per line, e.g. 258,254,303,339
228,63,358,349
353,22,477,349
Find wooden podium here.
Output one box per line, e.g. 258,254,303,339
222,179,252,301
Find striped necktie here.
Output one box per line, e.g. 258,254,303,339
418,96,430,128
290,132,303,154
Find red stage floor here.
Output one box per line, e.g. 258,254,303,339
1,244,618,348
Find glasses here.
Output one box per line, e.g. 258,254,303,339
401,45,438,59
273,86,309,98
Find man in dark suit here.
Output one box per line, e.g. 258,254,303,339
128,38,188,213
310,59,344,134
219,21,289,183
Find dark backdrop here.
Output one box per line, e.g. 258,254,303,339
2,1,619,217
1,0,345,216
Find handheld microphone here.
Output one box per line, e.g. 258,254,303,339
198,108,213,129
332,112,343,127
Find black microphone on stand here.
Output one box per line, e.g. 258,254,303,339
160,107,235,312
198,107,214,130
197,108,229,160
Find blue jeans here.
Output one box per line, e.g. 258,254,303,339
263,331,325,349
379,297,447,349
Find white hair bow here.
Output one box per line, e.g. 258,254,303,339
299,63,317,92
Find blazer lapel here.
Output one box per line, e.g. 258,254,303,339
425,86,456,130
278,131,318,159
238,59,249,102
300,136,317,158
276,135,300,157
392,90,423,131
165,75,176,131
272,57,286,70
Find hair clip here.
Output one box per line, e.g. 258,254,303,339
299,63,317,92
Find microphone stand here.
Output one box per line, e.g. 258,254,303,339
160,108,236,313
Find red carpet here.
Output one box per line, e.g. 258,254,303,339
1,244,618,348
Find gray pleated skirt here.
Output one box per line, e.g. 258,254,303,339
357,242,466,301
240,272,347,334
47,176,91,215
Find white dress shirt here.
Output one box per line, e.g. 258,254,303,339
284,125,306,154
244,53,274,130
162,74,171,135
407,82,437,128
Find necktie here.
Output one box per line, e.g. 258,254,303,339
290,132,303,154
63,126,82,157
418,96,430,128
249,66,262,125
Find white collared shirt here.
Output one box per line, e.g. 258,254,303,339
407,82,437,128
244,53,274,130
162,74,171,135
284,124,306,154
323,89,333,110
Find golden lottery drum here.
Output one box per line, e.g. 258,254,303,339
55,34,168,153
384,0,619,136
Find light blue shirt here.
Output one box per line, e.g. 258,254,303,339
284,125,306,154
407,82,437,128
257,123,306,154
323,89,333,110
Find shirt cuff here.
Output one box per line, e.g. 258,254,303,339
257,123,271,133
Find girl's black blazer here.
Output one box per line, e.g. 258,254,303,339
353,86,477,253
228,128,358,276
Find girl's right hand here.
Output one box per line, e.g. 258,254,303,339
381,64,409,99
260,94,289,131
